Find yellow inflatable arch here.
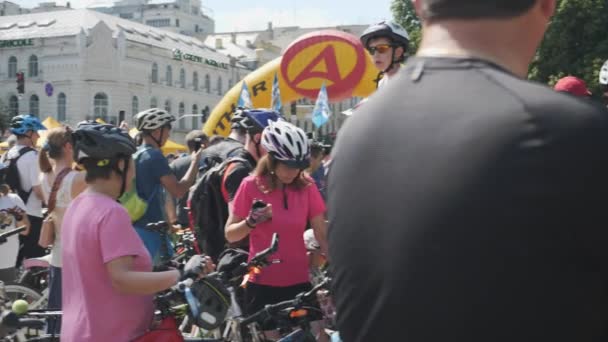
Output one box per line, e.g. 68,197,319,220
203,30,380,136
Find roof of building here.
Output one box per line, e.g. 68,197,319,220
0,8,233,66
207,24,368,58
203,33,258,60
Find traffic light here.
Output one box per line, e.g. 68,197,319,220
16,72,24,95
202,106,210,123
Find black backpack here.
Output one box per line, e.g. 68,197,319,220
189,156,251,262
0,147,35,203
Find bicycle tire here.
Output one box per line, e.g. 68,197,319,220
5,284,46,310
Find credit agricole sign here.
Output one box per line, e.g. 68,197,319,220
172,49,229,70
0,39,34,48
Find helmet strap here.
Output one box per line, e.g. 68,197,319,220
149,128,164,149
114,157,130,198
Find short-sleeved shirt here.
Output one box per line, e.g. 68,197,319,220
61,192,153,342
233,175,326,287
5,145,42,217
329,57,608,341
0,194,27,270
222,150,256,203
133,145,171,257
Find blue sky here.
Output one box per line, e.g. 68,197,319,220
17,0,394,32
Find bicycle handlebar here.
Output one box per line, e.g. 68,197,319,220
0,226,26,244
239,276,330,326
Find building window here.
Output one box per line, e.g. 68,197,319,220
57,93,66,122
8,56,17,78
180,68,186,88
150,97,158,108
193,72,199,91
228,79,233,89
166,66,172,86
176,19,180,27
151,63,158,83
119,13,133,19
192,104,198,129
29,94,39,117
28,55,38,77
145,19,171,27
8,95,18,117
164,99,172,114
205,74,210,94
195,24,199,33
94,92,109,120
217,77,222,95
178,102,185,129
132,96,139,116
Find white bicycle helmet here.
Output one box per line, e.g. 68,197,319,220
261,120,310,169
135,108,176,131
360,21,410,49
600,59,608,86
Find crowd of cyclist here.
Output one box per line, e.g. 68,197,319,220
3,0,608,340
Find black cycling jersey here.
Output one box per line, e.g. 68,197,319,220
328,57,608,342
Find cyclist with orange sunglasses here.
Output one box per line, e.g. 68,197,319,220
360,21,410,89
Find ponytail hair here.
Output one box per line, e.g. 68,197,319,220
39,126,73,174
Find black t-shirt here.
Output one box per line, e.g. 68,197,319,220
328,57,608,342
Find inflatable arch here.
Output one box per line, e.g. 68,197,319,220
203,30,380,136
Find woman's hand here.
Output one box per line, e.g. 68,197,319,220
246,200,273,227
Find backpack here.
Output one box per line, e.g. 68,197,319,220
197,138,244,176
0,146,35,203
188,156,250,262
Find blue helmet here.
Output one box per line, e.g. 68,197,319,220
240,109,282,134
10,115,46,135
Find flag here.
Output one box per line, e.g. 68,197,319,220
312,83,331,128
271,73,282,112
238,81,252,108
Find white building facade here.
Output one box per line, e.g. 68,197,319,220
0,9,246,140
92,0,214,37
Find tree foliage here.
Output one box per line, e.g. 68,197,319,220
529,0,608,95
391,0,608,95
390,0,422,54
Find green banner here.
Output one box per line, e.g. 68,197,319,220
172,48,229,70
0,39,34,48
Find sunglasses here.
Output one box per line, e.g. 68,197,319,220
367,44,394,55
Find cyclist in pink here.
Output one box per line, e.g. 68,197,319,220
61,122,211,342
225,120,328,338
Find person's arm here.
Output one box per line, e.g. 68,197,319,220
17,214,30,236
107,256,180,295
165,194,178,225
161,150,202,198
310,214,328,257
70,172,87,199
225,212,252,243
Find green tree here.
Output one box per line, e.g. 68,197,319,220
390,0,422,54
392,0,608,93
529,0,608,95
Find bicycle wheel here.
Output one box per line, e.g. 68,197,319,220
5,284,46,310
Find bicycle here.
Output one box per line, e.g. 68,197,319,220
239,277,331,342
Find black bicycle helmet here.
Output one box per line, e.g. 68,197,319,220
72,124,136,163
231,107,248,130
188,274,231,331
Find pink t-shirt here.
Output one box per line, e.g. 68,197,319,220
61,192,154,342
233,175,326,287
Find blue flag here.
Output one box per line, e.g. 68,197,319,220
238,81,252,108
271,73,282,112
312,83,331,128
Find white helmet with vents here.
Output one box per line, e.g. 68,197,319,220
135,108,176,131
261,120,310,169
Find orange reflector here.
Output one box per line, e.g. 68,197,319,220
289,309,308,318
